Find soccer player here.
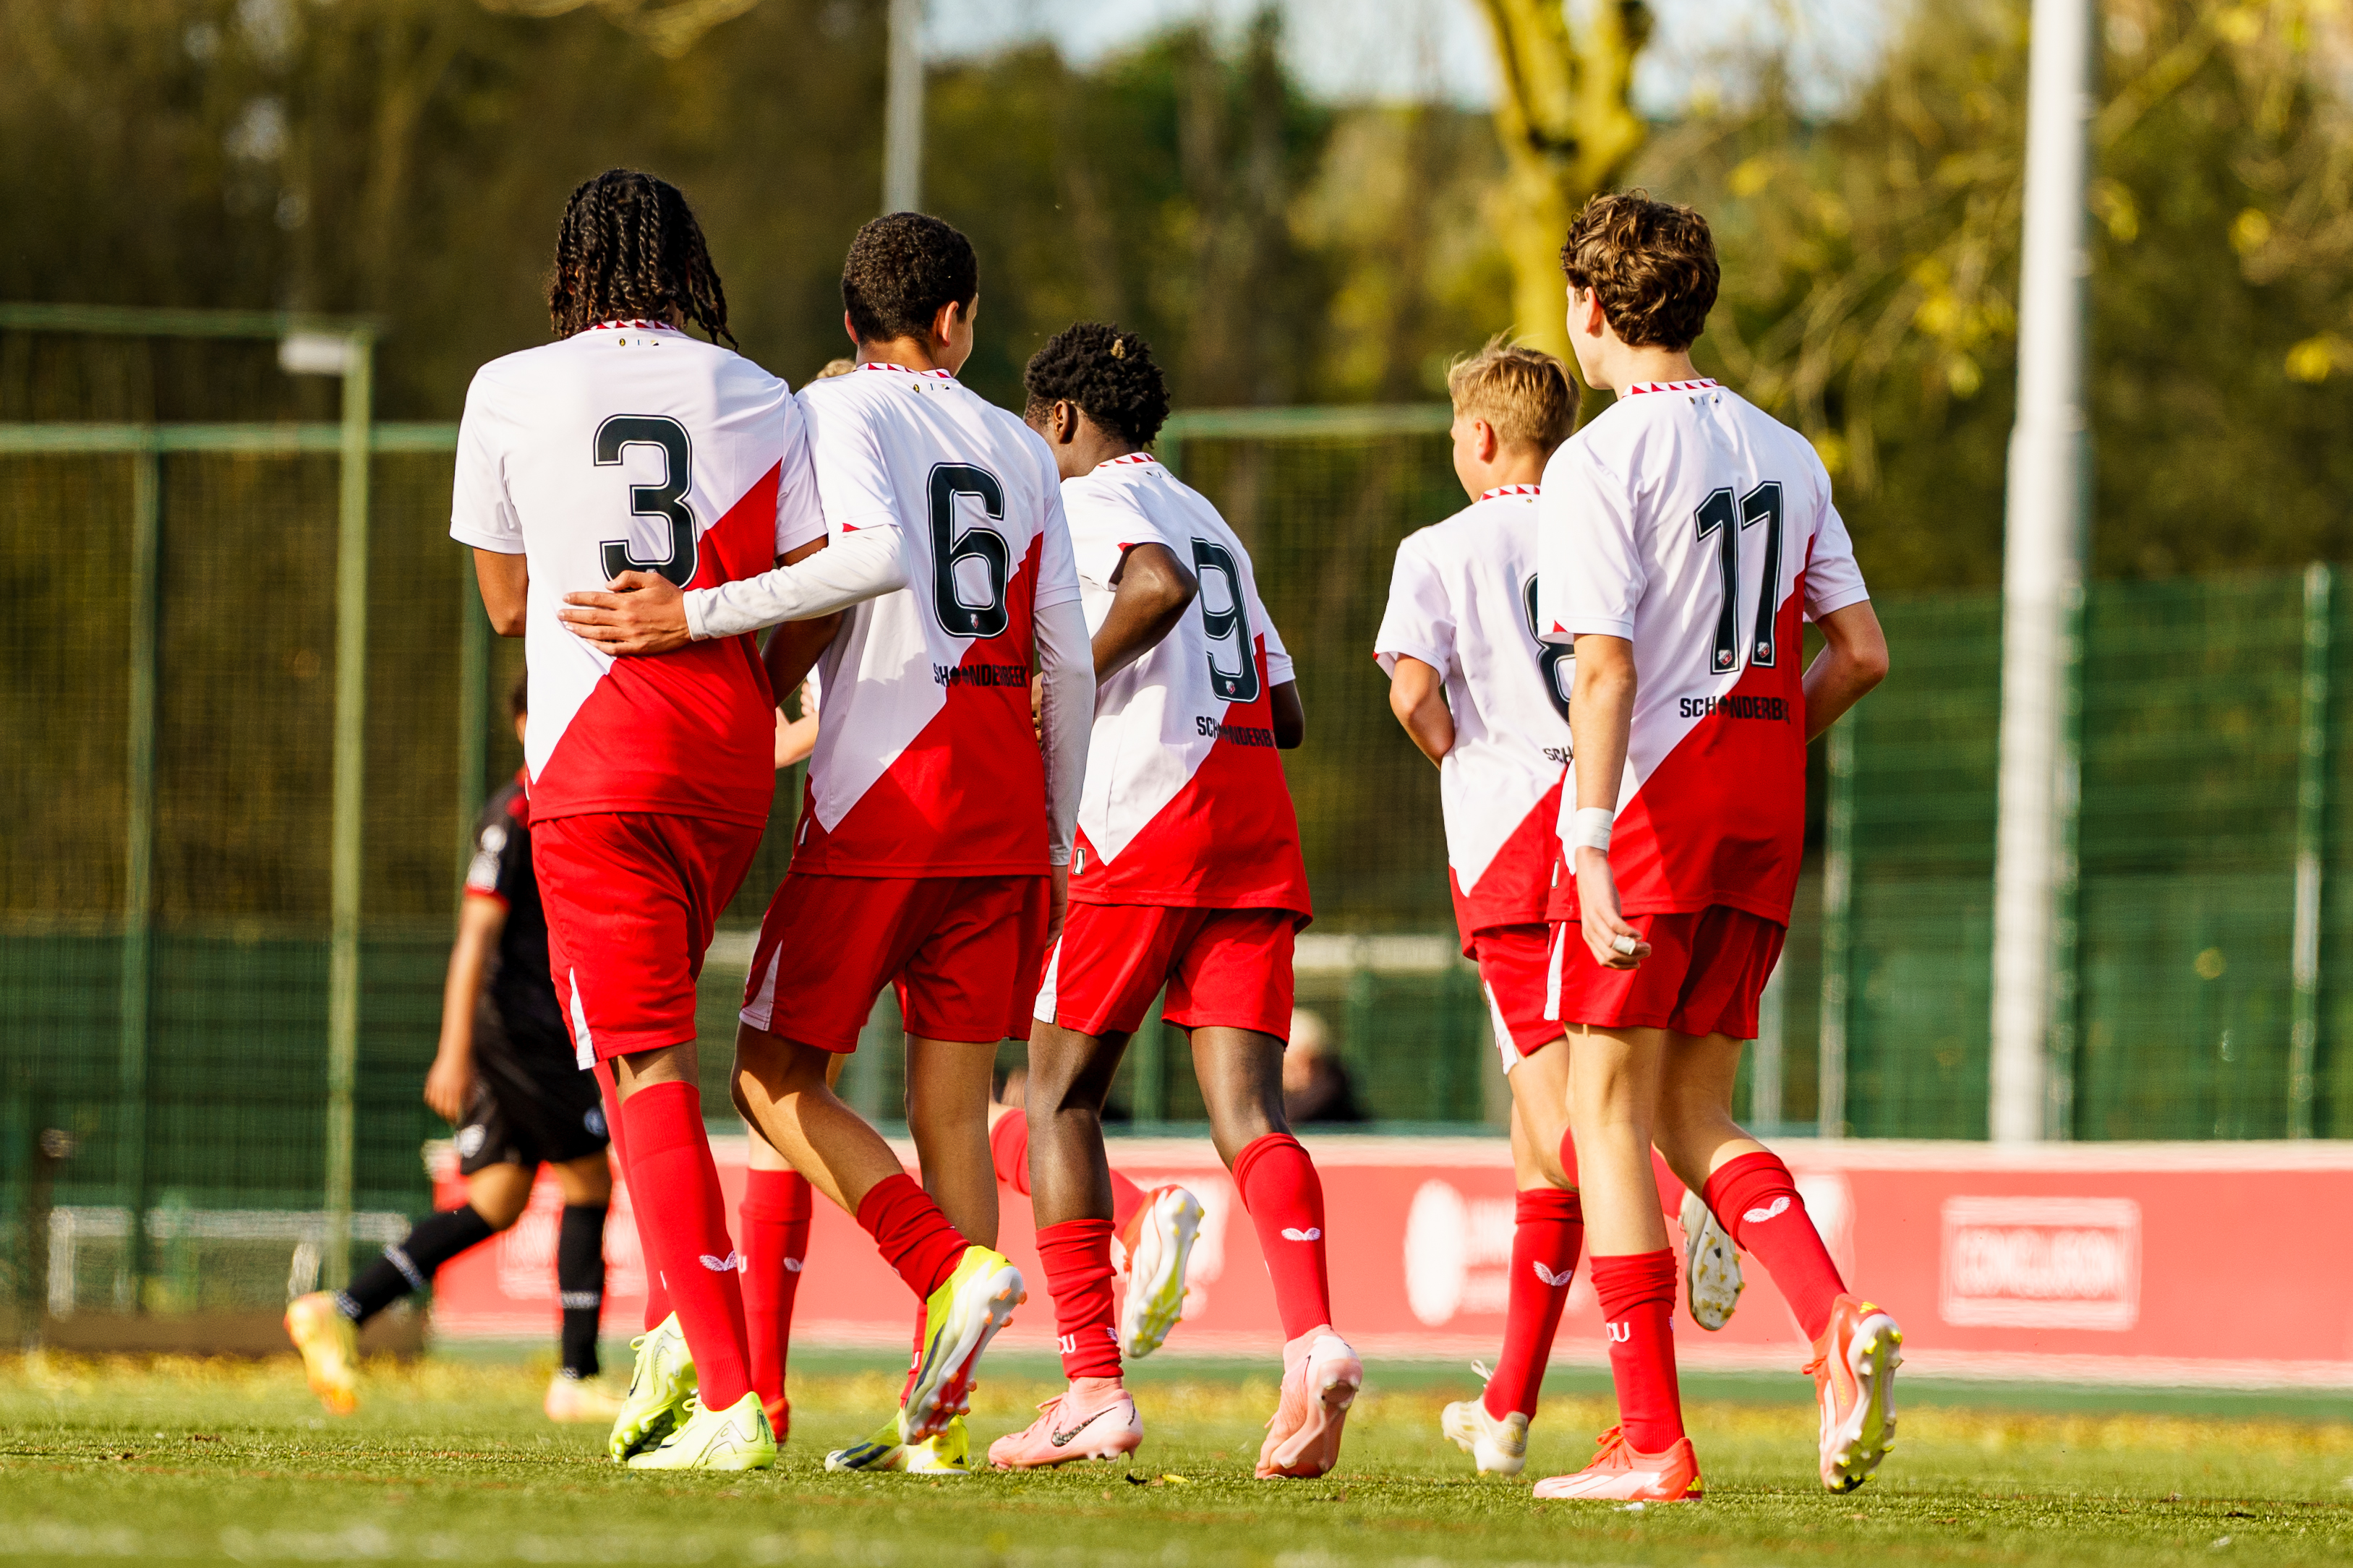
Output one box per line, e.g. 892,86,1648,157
1374,338,1738,1479
989,322,1357,1480
285,679,618,1423
1530,192,1894,1501
449,166,876,1472
575,213,1090,1476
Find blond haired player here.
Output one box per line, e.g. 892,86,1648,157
1531,192,1893,1501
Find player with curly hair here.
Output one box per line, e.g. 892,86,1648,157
983,321,1359,1480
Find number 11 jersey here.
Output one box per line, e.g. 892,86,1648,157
1535,379,1869,923
787,363,1083,878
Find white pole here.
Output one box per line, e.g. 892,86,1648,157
1989,0,2095,1144
883,0,923,213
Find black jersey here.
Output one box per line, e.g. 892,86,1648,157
461,774,568,1050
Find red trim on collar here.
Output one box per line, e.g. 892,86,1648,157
1479,484,1540,501
1626,378,1720,395
857,361,955,380
1101,452,1159,466
587,320,679,333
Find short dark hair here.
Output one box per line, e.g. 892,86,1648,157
1022,322,1171,447
507,670,529,722
1558,190,1719,351
841,213,978,344
547,168,733,345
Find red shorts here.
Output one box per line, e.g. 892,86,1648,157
1545,905,1785,1039
1470,924,1563,1068
532,812,765,1067
740,872,1051,1051
1035,904,1297,1040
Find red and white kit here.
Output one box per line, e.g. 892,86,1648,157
1536,379,1869,1036
450,320,826,1063
1033,453,1310,1040
1374,483,1572,1067
740,363,1085,1048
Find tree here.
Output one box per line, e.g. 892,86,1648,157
1469,0,1651,359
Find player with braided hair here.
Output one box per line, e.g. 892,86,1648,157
990,323,1359,1479
452,168,929,1472
547,168,735,346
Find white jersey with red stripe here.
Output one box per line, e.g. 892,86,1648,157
1536,379,1869,923
787,362,1082,877
1374,484,1570,947
1062,454,1310,916
450,320,826,828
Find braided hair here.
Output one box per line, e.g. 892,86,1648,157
547,169,734,346
1022,322,1171,448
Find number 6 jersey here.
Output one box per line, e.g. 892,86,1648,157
1062,454,1310,918
1535,380,1869,923
785,362,1083,877
449,320,827,828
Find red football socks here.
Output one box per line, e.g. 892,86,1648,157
1231,1133,1333,1341
1591,1249,1683,1454
740,1167,813,1419
1704,1150,1846,1342
856,1172,970,1301
1038,1218,1122,1381
1483,1187,1583,1422
617,1082,752,1411
593,1061,670,1332
988,1110,1148,1227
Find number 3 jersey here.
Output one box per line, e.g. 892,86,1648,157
1536,380,1869,923
786,363,1082,877
1062,454,1310,918
1373,486,1572,948
449,321,827,827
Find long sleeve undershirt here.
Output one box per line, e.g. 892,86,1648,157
681,527,908,641
1032,596,1094,868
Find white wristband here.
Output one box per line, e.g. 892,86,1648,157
1569,807,1615,854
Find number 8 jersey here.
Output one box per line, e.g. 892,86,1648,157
1535,380,1869,923
1061,454,1310,918
787,362,1083,876
449,320,827,828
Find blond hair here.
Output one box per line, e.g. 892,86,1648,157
1445,337,1577,455
812,356,857,380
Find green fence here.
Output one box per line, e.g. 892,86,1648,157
4,313,2347,1317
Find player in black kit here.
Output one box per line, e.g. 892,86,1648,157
286,675,620,1421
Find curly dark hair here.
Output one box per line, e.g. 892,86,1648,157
1558,190,1719,351
547,169,733,346
842,212,978,344
1022,322,1171,447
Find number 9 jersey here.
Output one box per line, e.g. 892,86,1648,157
1061,454,1310,918
1534,380,1869,925
449,320,827,829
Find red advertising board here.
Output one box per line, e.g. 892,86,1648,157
428,1136,2353,1387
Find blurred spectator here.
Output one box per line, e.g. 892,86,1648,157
1282,1008,1365,1124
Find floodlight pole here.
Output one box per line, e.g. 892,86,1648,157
1990,0,2096,1144
883,0,923,213
323,331,375,1288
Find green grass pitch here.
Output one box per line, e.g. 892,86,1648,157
3,1350,2350,1566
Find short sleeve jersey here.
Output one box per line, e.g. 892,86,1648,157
786,364,1083,877
1061,454,1310,917
450,321,827,828
460,774,565,1048
1374,485,1571,947
1536,380,1869,924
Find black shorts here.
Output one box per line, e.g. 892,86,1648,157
454,1010,610,1176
